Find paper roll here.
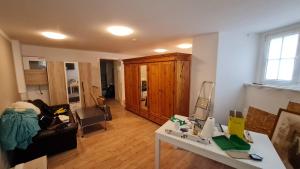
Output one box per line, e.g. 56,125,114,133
200,117,215,138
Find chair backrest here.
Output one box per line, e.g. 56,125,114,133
90,86,105,107
287,101,300,113
90,86,99,105
245,106,277,138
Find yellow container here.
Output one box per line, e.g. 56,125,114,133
228,111,245,139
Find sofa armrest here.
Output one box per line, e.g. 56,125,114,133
34,122,78,140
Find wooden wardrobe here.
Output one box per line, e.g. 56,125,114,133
123,53,191,125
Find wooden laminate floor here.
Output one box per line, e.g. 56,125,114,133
48,100,232,169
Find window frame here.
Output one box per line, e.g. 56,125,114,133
261,27,300,86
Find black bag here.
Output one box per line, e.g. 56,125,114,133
38,115,54,129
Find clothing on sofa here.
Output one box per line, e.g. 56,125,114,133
28,100,53,117
6,101,78,167
28,99,69,129
9,102,41,115
0,108,40,151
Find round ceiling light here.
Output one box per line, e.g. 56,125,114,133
41,32,66,40
177,43,192,49
107,26,134,36
154,48,168,53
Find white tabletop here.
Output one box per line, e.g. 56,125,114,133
155,115,285,169
13,156,47,169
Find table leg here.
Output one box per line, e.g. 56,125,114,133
155,135,161,169
81,126,84,137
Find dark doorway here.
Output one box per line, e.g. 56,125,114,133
100,60,115,99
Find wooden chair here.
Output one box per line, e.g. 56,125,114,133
90,86,106,107
286,102,300,168
287,101,300,113
245,106,277,138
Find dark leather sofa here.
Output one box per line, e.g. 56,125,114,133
6,100,78,167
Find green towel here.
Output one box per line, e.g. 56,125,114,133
212,135,251,151
0,108,40,151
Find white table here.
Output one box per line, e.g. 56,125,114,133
155,115,285,169
13,156,47,169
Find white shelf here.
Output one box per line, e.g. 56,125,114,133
244,83,300,93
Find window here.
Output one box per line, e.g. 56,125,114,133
263,31,300,84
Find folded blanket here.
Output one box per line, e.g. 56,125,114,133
9,101,41,115
0,108,41,151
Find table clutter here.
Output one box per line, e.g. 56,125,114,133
155,114,285,169
12,156,47,169
228,110,245,139
166,113,259,161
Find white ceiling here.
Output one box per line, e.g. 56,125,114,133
0,0,299,56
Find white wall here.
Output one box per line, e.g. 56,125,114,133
114,60,122,102
190,33,219,116
26,85,50,104
191,31,299,124
0,32,20,112
21,44,135,61
120,61,125,105
11,40,26,100
20,44,135,104
245,86,300,114
214,32,258,124
243,23,300,114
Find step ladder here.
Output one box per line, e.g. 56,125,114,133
192,81,215,121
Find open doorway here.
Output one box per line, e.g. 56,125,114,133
100,60,115,99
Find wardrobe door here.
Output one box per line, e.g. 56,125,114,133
124,64,132,110
148,63,160,121
79,62,96,108
158,61,175,122
47,61,68,105
148,61,175,124
124,64,139,113
174,61,190,116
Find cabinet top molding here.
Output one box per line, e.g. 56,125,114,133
123,52,191,64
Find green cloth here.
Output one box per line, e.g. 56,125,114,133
0,108,40,151
170,116,187,126
212,135,251,151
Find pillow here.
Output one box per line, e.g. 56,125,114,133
10,101,41,115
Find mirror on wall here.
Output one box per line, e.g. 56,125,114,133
140,65,148,110
65,62,81,110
